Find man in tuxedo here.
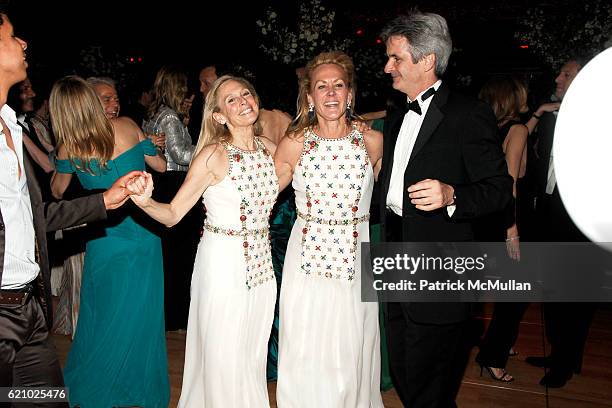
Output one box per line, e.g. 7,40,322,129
378,12,512,407
525,57,595,388
0,9,141,405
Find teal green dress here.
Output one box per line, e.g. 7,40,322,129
371,118,394,391
266,188,296,381
58,139,170,408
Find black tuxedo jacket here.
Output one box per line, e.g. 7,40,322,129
0,152,107,328
379,82,513,324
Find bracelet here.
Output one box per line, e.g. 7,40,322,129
505,236,520,242
532,113,542,119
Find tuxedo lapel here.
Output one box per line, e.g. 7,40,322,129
408,84,449,163
381,110,405,195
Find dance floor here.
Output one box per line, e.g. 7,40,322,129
53,303,612,407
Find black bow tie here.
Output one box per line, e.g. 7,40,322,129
406,87,436,115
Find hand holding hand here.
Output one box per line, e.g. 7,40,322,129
127,172,154,207
103,170,145,210
351,120,371,134
407,178,455,211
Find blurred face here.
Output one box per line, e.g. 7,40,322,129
295,66,306,82
199,66,217,99
213,80,259,129
93,83,120,119
307,63,351,123
19,78,36,112
384,35,430,100
0,15,28,88
555,60,580,100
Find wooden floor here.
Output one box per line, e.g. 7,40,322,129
53,303,612,407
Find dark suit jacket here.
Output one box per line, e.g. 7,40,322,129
532,111,587,242
0,152,107,328
379,82,513,324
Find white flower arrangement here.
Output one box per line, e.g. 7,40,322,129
256,0,353,66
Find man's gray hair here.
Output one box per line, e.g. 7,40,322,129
86,76,117,89
381,12,452,77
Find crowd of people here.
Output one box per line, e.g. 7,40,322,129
0,4,600,408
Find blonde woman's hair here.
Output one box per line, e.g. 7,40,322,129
148,66,189,120
192,75,262,164
288,51,357,135
49,75,114,173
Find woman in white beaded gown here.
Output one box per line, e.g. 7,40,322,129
128,76,278,407
274,51,384,407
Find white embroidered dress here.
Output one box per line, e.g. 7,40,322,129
277,127,383,407
179,139,278,408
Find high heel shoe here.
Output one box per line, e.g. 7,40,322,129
479,364,515,382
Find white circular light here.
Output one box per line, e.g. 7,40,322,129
555,47,612,243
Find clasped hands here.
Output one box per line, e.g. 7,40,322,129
101,171,154,210
125,172,154,206
408,178,455,211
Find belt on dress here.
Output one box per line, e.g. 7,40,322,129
0,284,34,306
297,211,369,226
203,222,269,237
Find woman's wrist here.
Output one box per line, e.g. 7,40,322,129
532,112,542,119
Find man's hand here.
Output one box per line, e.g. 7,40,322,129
126,172,154,207
408,178,454,211
103,171,145,210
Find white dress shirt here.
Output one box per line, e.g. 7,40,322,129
545,110,560,194
386,80,443,216
0,104,39,289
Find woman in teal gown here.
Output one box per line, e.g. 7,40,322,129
49,76,169,408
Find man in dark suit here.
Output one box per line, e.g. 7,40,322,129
0,9,142,406
525,57,595,388
378,12,512,407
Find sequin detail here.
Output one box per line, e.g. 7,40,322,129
298,126,370,282
204,139,278,289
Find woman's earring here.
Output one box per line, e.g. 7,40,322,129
346,100,353,120
308,103,315,121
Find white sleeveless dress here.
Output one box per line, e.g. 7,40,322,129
178,139,278,407
277,128,383,407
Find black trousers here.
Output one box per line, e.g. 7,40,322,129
543,302,595,372
153,171,203,331
0,295,68,408
536,190,594,373
476,302,529,368
386,302,467,408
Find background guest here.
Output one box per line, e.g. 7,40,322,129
49,75,169,407
143,65,200,331
474,75,531,382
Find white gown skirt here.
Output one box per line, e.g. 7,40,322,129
276,220,383,407
178,234,276,408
